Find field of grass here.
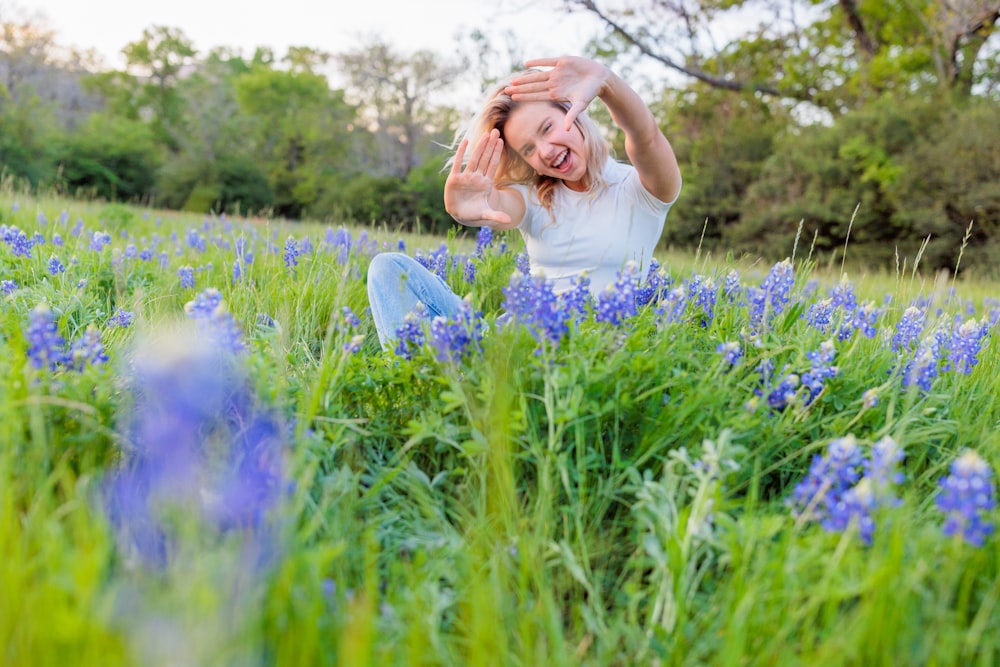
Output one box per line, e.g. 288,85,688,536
2,190,999,666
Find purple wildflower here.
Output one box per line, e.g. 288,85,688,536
184,288,246,354
47,256,65,275
428,298,483,363
891,306,925,351
801,339,838,404
515,252,530,275
4,226,33,258
104,333,287,567
26,303,67,371
717,341,742,366
748,259,795,329
787,435,903,544
178,265,195,289
936,450,996,546
89,231,112,252
283,236,300,270
474,226,494,257
947,318,989,375
107,307,136,328
344,334,365,354
501,272,569,351
68,325,109,371
596,262,640,326
1,279,17,294
394,303,427,360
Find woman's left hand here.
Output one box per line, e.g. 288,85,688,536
505,56,610,130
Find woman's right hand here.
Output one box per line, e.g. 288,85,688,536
444,129,512,226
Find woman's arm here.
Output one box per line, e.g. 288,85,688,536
444,129,525,230
506,56,681,204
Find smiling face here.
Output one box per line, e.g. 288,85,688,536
503,101,589,192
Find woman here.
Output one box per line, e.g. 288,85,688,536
367,55,682,350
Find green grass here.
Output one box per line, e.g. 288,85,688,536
1,191,999,666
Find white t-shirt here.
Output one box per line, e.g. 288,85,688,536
511,158,678,294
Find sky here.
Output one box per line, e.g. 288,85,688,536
23,0,603,72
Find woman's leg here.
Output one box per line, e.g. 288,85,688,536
366,252,463,350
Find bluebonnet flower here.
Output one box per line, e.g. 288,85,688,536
89,231,112,252
68,325,109,371
464,257,476,284
902,340,940,392
343,335,365,354
48,255,65,275
341,306,361,329
766,373,800,410
104,331,287,567
862,388,879,408
723,269,742,302
515,252,530,275
947,318,989,375
748,259,795,328
805,298,835,333
561,274,592,319
283,236,300,270
300,236,314,256
76,279,87,290
635,259,669,307
184,288,246,354
1,279,17,295
428,297,483,363
596,262,640,325
394,303,427,359
936,450,996,546
716,341,742,366
801,339,838,404
186,229,206,252
787,435,903,544
3,226,33,258
474,226,493,257
178,265,195,289
830,275,858,313
232,259,243,284
655,285,688,324
502,272,570,351
107,307,136,328
52,233,63,247
891,306,925,351
848,300,879,339
413,243,451,279
26,303,67,371
688,274,718,326
70,219,84,236
788,435,865,524
866,436,905,497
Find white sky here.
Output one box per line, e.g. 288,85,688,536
24,0,602,71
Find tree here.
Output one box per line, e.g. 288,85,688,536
554,0,1000,113
234,58,357,218
335,38,468,178
121,25,197,150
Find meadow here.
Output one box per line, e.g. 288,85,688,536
1,189,999,666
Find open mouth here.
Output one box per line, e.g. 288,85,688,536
552,150,569,170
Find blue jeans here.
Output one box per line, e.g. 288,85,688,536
367,252,463,350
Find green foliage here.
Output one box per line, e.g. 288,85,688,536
57,113,160,202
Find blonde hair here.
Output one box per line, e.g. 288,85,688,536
452,70,611,212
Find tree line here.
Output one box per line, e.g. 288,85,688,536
2,1,999,272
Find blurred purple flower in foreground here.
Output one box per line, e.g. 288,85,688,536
104,329,288,569
936,450,996,547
